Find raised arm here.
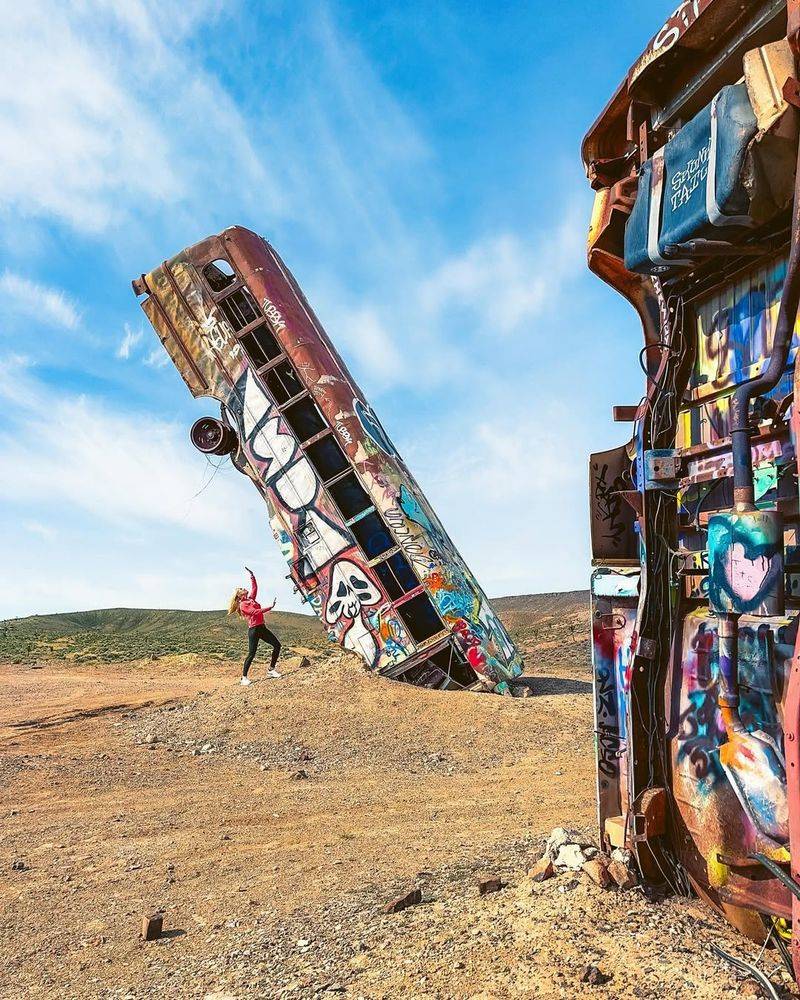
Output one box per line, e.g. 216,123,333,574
245,566,257,600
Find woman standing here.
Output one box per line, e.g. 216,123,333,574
228,567,281,685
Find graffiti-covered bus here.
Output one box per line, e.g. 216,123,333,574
584,0,800,976
133,228,523,693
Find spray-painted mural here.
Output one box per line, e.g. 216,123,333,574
134,227,523,693
672,610,794,866
583,0,800,977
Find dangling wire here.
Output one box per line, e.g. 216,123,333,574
190,454,228,500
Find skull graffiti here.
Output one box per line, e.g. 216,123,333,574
325,560,382,664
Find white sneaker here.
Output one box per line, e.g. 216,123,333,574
240,676,251,686
266,669,282,679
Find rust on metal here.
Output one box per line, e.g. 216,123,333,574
134,229,524,694
584,0,800,980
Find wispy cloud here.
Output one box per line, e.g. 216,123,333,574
23,520,57,542
406,398,590,596
0,356,255,539
313,203,585,389
143,347,169,369
0,3,604,618
0,271,80,329
117,323,143,360
420,210,585,334
0,2,277,235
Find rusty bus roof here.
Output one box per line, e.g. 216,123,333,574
581,0,787,171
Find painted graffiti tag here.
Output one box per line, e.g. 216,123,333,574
591,461,628,548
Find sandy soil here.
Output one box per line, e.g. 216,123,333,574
0,648,794,999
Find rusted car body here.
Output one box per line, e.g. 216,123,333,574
584,0,800,974
133,229,523,692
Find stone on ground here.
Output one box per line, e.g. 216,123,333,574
383,888,422,914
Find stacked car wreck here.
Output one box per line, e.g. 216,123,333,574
133,228,523,693
585,0,800,978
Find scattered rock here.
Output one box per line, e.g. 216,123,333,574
11,859,28,872
143,734,158,745
141,912,164,941
554,843,590,871
611,847,631,865
383,888,422,913
608,859,638,890
582,856,613,889
581,964,612,986
528,857,555,882
544,827,577,860
478,876,504,896
290,769,309,780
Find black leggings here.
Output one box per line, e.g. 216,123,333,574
243,625,281,676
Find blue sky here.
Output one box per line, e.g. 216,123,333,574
0,1,667,618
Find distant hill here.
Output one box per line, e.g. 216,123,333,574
0,607,327,664
493,590,589,620
0,592,592,673
492,591,591,675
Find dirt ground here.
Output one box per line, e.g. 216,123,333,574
0,646,795,999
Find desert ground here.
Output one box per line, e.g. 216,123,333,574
0,595,795,999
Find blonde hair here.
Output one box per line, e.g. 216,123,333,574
227,587,248,618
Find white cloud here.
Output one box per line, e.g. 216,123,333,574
0,0,428,256
0,561,304,620
324,305,408,386
0,1,277,235
143,346,170,369
0,358,307,619
23,520,57,542
312,204,585,390
403,399,590,597
117,323,143,360
419,208,585,333
0,357,254,539
0,271,80,329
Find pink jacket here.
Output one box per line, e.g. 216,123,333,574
239,572,269,628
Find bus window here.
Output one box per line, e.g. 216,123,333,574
305,434,348,482
266,360,303,405
350,511,393,559
282,396,326,443
219,286,260,331
328,471,371,520
396,592,443,643
239,323,282,368
374,551,418,600
203,259,236,293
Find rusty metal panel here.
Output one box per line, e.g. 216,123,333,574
589,445,638,562
583,0,800,966
591,569,639,847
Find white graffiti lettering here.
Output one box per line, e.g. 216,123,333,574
669,139,710,211
262,296,286,333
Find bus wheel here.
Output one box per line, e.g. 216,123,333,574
190,417,238,456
